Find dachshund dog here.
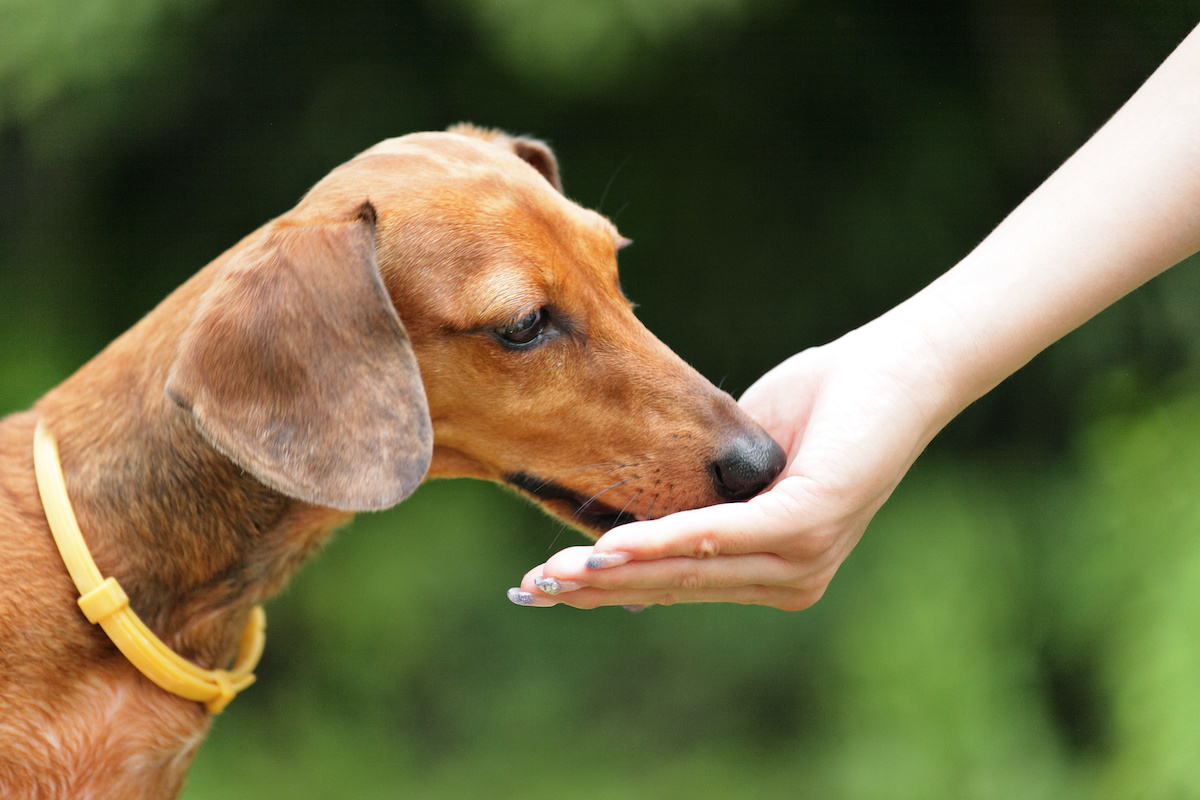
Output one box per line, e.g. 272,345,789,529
0,125,785,798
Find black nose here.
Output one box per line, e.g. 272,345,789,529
709,433,787,502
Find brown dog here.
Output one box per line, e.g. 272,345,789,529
0,125,784,798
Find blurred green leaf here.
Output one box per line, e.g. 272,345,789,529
446,0,774,92
0,0,210,151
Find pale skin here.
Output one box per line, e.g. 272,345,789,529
509,22,1200,611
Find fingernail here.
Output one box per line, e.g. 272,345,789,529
622,605,647,613
585,552,631,570
533,576,586,595
506,587,555,607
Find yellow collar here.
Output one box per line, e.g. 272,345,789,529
33,420,266,714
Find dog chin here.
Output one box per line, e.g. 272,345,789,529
503,472,641,535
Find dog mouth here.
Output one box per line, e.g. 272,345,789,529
504,471,642,533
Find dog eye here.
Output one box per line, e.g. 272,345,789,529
497,307,547,346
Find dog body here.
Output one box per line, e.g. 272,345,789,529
0,127,784,798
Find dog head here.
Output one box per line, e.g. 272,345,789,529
167,126,785,536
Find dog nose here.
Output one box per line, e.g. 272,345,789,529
709,433,787,502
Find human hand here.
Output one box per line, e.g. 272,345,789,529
508,323,949,610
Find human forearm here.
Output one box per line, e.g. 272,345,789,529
875,22,1200,431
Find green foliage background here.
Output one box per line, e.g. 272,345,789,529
3,1,1200,796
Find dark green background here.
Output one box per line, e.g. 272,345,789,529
4,1,1200,797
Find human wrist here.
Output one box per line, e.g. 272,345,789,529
835,306,973,453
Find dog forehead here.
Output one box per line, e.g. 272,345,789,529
305,132,628,325
378,202,626,335
337,133,624,239
430,209,627,329
358,139,620,256
357,131,539,190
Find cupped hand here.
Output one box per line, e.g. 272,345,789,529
508,323,948,611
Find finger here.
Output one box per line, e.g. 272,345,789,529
536,551,803,594
505,547,595,607
507,569,822,611
509,551,800,607
512,548,831,611
544,581,824,612
526,545,596,585
589,477,813,561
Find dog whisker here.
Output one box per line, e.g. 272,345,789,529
597,154,633,216
546,522,569,551
572,478,633,521
532,462,629,492
616,490,643,523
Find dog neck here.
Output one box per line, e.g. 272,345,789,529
34,417,267,713
35,287,352,672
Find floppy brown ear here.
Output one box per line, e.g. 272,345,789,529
447,123,562,192
165,204,432,511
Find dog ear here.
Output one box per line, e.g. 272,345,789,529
507,136,562,193
448,123,562,193
165,203,432,511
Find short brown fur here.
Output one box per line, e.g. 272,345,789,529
0,126,781,798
